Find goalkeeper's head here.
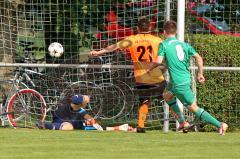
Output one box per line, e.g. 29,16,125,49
71,94,90,109
137,17,150,32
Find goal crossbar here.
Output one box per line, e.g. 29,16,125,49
0,63,240,71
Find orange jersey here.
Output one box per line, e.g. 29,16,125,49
117,34,164,84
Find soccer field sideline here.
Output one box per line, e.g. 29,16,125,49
0,129,239,159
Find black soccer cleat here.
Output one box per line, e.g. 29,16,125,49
177,121,195,133
182,128,189,133
136,127,146,133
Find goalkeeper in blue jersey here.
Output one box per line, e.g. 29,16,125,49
148,20,228,135
36,94,103,131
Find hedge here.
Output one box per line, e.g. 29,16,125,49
188,34,240,130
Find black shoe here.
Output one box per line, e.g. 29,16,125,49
177,121,195,133
35,120,45,129
136,127,146,133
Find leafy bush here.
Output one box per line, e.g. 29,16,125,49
189,34,240,130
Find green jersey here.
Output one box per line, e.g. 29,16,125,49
158,37,197,86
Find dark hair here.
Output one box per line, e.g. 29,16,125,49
137,18,150,32
163,20,177,34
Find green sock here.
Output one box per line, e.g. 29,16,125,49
167,98,185,124
194,107,221,128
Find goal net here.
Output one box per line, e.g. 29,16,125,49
1,0,240,131
0,0,175,130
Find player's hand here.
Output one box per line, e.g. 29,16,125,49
93,123,104,131
197,73,205,84
89,51,99,57
86,118,96,125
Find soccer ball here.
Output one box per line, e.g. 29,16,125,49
48,42,64,58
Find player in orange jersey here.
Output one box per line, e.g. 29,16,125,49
90,18,186,133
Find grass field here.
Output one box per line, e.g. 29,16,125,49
0,129,239,159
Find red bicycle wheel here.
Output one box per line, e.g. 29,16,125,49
7,89,46,128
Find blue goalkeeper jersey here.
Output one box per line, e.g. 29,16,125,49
53,103,88,122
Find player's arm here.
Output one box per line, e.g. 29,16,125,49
90,38,131,56
90,44,119,56
146,56,164,73
193,53,205,83
187,43,205,83
147,42,165,73
83,114,103,131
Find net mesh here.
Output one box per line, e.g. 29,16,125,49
0,0,173,130
1,0,240,130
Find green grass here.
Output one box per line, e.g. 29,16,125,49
0,129,240,159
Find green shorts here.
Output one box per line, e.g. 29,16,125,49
166,83,195,106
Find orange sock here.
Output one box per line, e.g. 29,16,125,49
138,101,149,128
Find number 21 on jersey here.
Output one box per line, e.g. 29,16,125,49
137,45,153,62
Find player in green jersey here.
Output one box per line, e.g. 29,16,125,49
148,20,228,135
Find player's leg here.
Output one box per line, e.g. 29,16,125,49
163,84,186,125
163,82,192,132
59,122,74,130
36,118,74,131
106,124,136,132
36,120,61,130
163,90,192,132
136,84,152,133
175,84,228,135
137,99,150,133
188,102,228,135
43,121,74,130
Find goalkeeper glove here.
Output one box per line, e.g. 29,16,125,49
86,118,103,131
93,123,103,131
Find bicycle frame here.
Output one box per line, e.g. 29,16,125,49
0,72,47,128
